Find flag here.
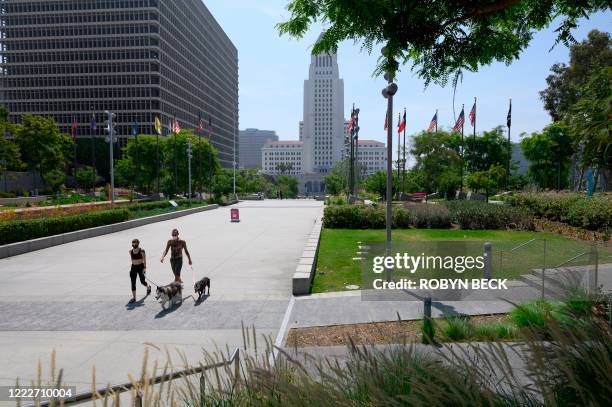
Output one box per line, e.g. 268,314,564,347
71,119,77,140
347,111,355,132
172,118,181,133
453,108,465,132
90,114,97,131
197,113,204,133
398,110,406,133
427,112,437,132
132,122,139,137
384,112,388,131
469,101,476,126
507,100,512,128
396,113,401,133
154,116,161,135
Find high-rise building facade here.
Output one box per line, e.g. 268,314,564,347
239,128,278,169
301,32,345,175
0,0,238,167
262,141,302,175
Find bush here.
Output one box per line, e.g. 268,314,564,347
506,192,612,232
440,317,472,341
446,200,534,230
509,300,554,329
474,322,519,341
0,209,130,245
324,204,452,229
0,192,16,198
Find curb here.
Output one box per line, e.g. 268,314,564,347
0,204,219,259
292,215,323,295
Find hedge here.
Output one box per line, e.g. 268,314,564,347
505,193,612,232
445,201,535,231
0,209,130,245
323,204,452,229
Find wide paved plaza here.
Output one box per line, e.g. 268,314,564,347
0,200,323,392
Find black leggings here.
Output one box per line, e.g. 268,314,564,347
130,264,147,291
170,257,183,277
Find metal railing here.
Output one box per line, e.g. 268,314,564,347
26,347,240,407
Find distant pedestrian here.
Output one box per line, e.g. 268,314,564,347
160,228,192,284
129,239,151,303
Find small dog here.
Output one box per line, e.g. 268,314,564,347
194,277,210,300
155,282,183,309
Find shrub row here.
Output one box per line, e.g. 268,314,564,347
505,192,612,231
445,200,535,230
323,204,452,229
0,209,130,245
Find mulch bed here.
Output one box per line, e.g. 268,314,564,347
286,315,508,348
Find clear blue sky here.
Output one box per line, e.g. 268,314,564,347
205,1,609,152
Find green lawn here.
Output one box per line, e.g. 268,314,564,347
312,229,608,293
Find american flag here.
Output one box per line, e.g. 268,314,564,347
347,111,355,132
173,118,181,133
384,113,387,131
71,119,77,139
453,108,465,133
469,101,476,126
507,100,512,128
398,110,406,133
427,112,437,132
197,113,204,133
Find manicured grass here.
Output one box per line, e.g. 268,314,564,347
312,229,602,293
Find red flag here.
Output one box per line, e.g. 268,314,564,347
453,108,465,133
398,110,406,133
71,119,77,140
347,111,355,132
469,101,476,126
384,113,388,131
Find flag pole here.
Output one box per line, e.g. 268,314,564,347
397,112,401,181
507,98,512,190
173,114,178,196
460,104,464,192
473,97,477,172
402,108,406,196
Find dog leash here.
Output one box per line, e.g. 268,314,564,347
144,274,161,288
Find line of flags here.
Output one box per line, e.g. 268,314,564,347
383,99,512,134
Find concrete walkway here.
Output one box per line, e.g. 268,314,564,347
0,200,323,394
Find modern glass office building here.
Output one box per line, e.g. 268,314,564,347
0,0,238,166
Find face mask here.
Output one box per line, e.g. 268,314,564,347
172,235,179,240
132,245,138,249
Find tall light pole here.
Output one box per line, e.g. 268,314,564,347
233,111,236,199
187,138,193,207
381,47,398,248
104,111,117,203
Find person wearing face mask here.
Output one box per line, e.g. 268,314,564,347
160,228,192,284
129,238,151,303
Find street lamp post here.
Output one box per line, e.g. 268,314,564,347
187,138,193,207
104,110,117,203
233,111,237,199
381,55,397,249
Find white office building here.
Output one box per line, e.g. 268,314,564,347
262,141,303,175
356,140,387,175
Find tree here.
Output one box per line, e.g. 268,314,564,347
521,122,574,190
324,159,350,195
363,171,399,199
275,162,294,175
411,130,462,195
540,30,611,121
464,126,512,173
13,115,73,180
467,165,507,194
75,166,97,191
0,107,21,172
276,175,299,198
277,0,608,83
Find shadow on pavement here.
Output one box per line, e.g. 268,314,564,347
125,294,149,310
154,297,185,318
194,294,210,306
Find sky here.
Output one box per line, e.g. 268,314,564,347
204,1,610,155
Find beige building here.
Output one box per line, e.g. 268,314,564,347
356,140,387,176
262,141,303,175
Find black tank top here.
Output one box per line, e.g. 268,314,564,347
131,248,144,260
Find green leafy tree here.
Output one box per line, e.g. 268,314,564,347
363,171,399,199
464,126,512,174
324,158,352,195
277,0,608,83
521,122,574,189
411,130,462,195
43,169,65,193
0,107,21,172
212,168,233,198
276,175,299,198
540,30,611,121
275,162,294,175
75,166,97,191
13,115,73,181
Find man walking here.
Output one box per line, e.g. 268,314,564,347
160,228,192,284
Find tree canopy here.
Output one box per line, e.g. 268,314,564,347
277,0,610,84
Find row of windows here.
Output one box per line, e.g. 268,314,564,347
7,100,160,114
2,11,158,28
3,36,158,51
3,49,158,63
1,62,156,76
3,74,159,89
4,0,158,14
1,22,159,39
5,87,160,101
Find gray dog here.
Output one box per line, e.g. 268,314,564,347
155,282,183,309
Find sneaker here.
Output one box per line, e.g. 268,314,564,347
147,286,151,295
128,298,136,304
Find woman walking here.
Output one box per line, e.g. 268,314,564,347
160,228,192,284
129,238,151,303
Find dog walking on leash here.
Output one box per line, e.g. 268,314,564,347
160,228,192,284
128,239,151,303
